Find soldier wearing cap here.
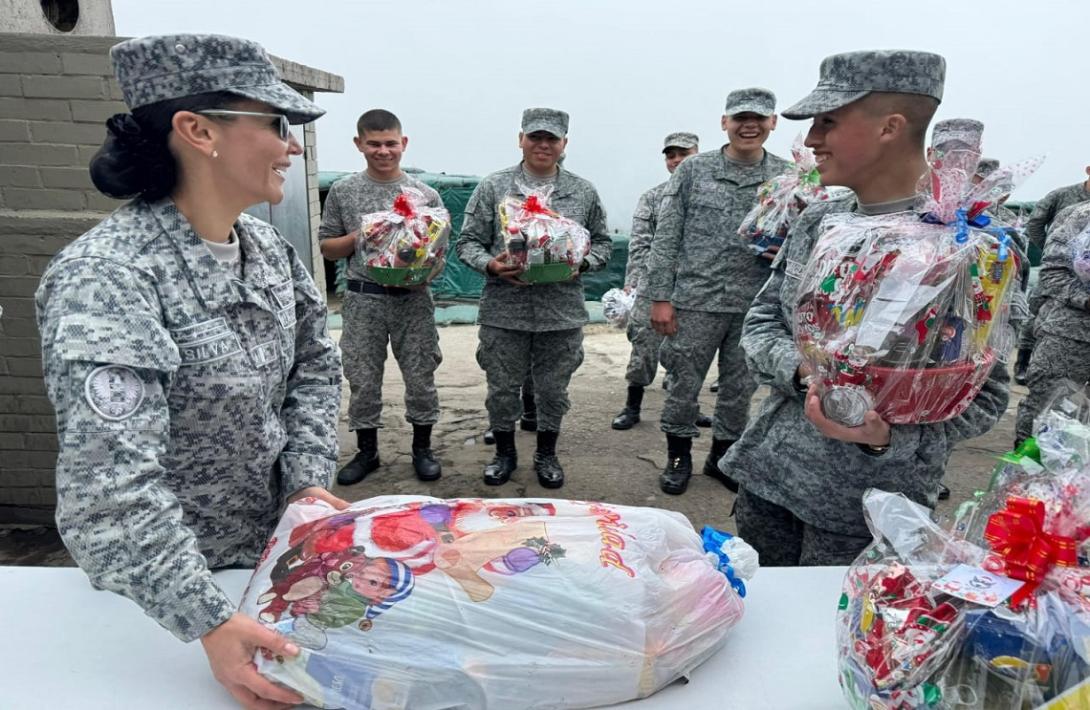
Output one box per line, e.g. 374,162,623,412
611,131,700,431
646,88,790,495
35,34,343,707
1012,167,1090,383
317,109,445,487
718,50,1009,566
457,108,612,489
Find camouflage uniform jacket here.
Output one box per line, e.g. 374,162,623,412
624,181,667,293
1025,182,1090,250
646,147,791,312
319,171,443,284
456,163,612,332
721,195,1011,537
1035,201,1090,344
36,198,342,642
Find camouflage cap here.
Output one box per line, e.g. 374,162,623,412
662,131,699,152
521,108,569,137
931,118,984,153
724,87,776,117
975,157,1000,179
782,50,946,120
110,34,324,124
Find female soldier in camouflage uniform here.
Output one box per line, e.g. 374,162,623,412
35,34,344,709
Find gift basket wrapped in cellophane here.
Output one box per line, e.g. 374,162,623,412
793,153,1042,425
838,385,1090,709
357,187,450,287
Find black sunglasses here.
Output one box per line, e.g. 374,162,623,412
197,109,291,141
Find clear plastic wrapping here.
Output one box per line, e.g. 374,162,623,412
357,187,450,287
793,156,1042,425
737,134,830,255
840,392,1090,709
498,184,591,284
240,496,757,710
601,287,637,329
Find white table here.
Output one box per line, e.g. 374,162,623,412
0,565,847,709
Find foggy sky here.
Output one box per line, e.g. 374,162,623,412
114,0,1089,230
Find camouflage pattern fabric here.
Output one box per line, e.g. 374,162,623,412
475,326,584,432
36,198,341,641
456,163,612,332
340,290,442,429
719,195,1010,540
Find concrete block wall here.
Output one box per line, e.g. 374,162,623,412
0,33,125,524
0,33,342,525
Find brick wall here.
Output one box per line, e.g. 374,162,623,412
0,34,125,523
0,33,343,524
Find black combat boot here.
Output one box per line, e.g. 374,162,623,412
703,437,738,492
520,387,538,432
411,424,442,482
611,385,644,430
1014,348,1031,385
337,428,380,485
659,434,693,495
533,430,565,489
483,430,518,486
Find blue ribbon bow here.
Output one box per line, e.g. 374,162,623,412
701,525,747,598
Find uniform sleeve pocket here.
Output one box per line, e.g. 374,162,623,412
53,313,180,371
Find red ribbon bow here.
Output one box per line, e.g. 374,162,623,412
392,193,415,218
523,195,548,214
984,496,1078,608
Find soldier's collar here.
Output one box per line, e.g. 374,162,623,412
148,198,273,309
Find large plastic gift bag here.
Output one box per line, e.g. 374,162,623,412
239,495,758,710
498,184,591,284
357,187,450,287
737,134,830,255
601,287,637,329
793,155,1042,426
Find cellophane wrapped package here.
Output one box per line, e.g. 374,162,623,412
793,155,1042,426
601,288,637,329
240,496,758,710
357,187,450,287
738,134,830,255
840,390,1090,709
498,185,590,284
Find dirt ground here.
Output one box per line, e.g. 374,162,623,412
0,322,1024,566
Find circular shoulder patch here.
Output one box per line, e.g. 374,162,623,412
84,365,145,421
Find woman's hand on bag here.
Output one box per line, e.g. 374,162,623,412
201,614,304,710
288,487,349,510
804,384,891,447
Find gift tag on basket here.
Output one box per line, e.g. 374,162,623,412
932,564,1023,607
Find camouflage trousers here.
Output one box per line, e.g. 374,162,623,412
734,487,871,566
1015,333,1090,440
659,309,758,440
476,325,584,433
624,296,663,388
341,290,442,430
1017,284,1046,351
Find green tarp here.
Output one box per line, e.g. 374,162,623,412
319,169,629,301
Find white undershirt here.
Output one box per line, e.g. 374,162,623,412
202,229,241,265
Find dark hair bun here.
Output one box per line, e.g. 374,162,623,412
89,113,175,201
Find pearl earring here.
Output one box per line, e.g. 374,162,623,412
211,150,219,159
